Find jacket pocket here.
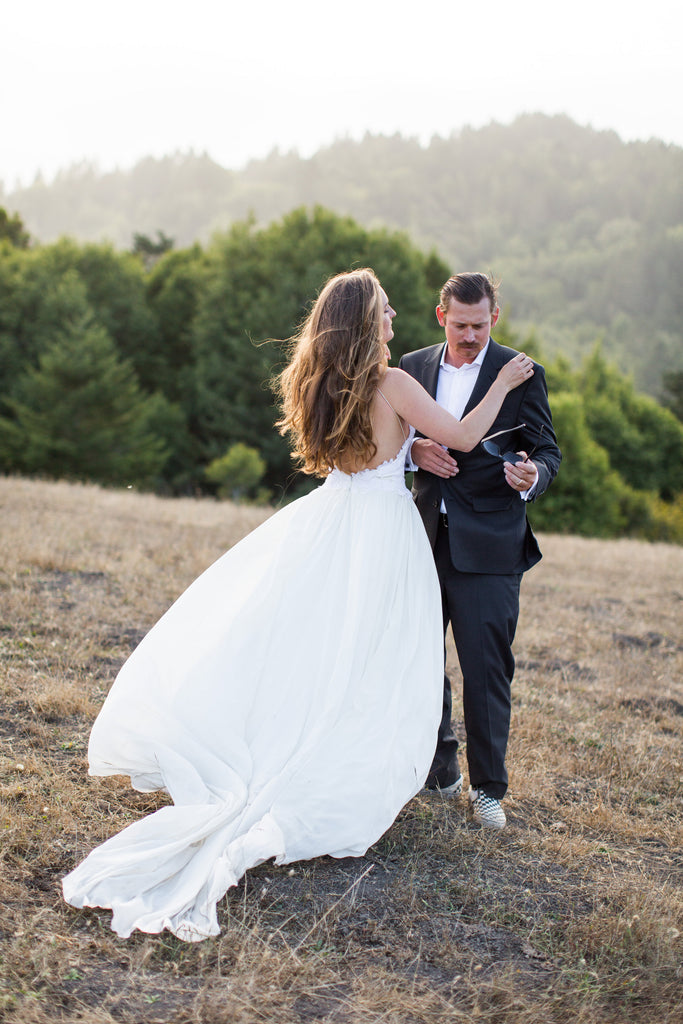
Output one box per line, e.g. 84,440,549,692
471,496,515,513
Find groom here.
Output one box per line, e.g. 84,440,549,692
399,273,561,828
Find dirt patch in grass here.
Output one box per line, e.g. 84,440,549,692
1,477,681,1022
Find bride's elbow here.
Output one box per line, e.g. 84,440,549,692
458,436,477,452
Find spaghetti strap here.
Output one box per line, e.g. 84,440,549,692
377,388,407,442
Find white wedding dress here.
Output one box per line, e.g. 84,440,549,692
62,428,443,941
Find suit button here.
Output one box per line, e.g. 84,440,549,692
432,500,438,508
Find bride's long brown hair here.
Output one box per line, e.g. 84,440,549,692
276,269,385,477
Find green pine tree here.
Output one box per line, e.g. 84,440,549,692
0,311,168,486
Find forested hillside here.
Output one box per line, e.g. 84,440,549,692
4,114,682,395
1,206,683,541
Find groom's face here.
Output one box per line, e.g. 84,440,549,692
437,297,499,367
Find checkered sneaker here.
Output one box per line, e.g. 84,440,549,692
468,788,506,829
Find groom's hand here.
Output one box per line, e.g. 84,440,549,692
411,439,459,479
504,453,538,492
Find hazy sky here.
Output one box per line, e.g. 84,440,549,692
3,0,682,188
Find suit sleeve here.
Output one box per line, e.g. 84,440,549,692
518,364,561,499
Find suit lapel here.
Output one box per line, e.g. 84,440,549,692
462,339,503,415
420,344,445,398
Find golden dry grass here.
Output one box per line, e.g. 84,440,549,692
1,475,681,1023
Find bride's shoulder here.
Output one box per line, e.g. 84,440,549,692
379,366,422,402
380,366,412,392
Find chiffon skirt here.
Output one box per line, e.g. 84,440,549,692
63,458,443,941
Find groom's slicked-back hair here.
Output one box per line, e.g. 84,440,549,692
439,272,499,315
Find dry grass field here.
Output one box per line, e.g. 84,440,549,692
1,475,681,1023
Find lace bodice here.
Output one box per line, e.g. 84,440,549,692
321,428,415,495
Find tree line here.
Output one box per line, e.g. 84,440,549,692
1,205,682,542
4,114,682,399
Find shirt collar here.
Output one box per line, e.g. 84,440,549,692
439,339,490,372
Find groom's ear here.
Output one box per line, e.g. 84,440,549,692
491,305,500,328
436,305,446,327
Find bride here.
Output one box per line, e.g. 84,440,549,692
62,268,533,941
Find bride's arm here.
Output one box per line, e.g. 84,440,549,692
381,355,534,452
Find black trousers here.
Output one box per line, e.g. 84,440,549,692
428,516,521,799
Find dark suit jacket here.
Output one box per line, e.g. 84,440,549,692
399,340,561,575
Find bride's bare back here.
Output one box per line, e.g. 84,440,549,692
337,386,408,473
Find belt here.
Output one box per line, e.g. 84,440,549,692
439,512,449,529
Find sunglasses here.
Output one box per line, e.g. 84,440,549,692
481,423,546,466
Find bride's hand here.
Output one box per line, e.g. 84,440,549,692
498,353,534,392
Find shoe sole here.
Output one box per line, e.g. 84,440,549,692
424,774,464,797
472,812,506,829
